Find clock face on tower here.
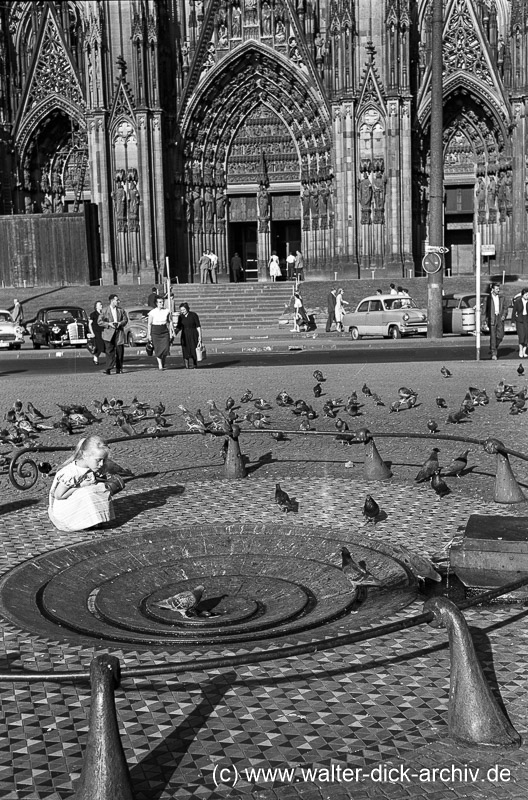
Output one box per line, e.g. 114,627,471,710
363,109,380,127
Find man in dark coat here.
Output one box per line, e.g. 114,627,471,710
485,282,507,360
98,294,129,374
326,288,337,332
230,253,243,282
147,287,159,308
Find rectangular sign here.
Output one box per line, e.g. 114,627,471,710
481,244,495,256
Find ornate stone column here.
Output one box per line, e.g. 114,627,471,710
87,112,114,285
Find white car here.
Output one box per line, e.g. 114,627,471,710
0,310,24,350
342,295,428,339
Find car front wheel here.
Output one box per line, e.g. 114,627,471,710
349,327,360,340
389,326,401,339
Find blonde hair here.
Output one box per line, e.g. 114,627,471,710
61,435,109,469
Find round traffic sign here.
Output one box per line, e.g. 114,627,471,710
422,252,442,274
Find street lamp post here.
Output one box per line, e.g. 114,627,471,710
427,0,444,339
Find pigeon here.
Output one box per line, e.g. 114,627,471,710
37,462,53,474
431,469,450,497
443,449,469,477
391,544,442,584
271,431,286,441
299,418,313,432
27,402,46,419
371,393,385,406
436,397,448,409
240,389,253,403
427,419,439,433
313,370,326,382
345,398,361,417
313,383,322,398
361,383,372,397
253,418,270,429
341,547,382,596
518,363,525,376
398,386,418,400
132,395,149,410
207,400,232,434
152,401,165,416
335,418,349,432
415,448,440,483
475,389,489,406
275,483,297,512
363,494,380,523
155,586,205,617
178,405,209,434
323,403,338,418
389,400,402,413
446,409,469,424
440,366,452,378
225,396,235,411
276,390,294,406
254,399,272,411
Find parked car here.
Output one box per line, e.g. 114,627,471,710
442,293,480,335
30,306,89,349
442,292,515,335
342,295,428,339
124,307,150,346
481,295,516,335
0,309,24,350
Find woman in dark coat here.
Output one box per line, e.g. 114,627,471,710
512,287,528,358
88,300,105,365
176,302,202,368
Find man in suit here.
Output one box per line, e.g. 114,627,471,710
199,252,211,283
326,288,337,332
511,286,528,358
485,282,507,360
147,287,159,308
98,294,129,374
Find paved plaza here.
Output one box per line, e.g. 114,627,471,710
0,353,527,799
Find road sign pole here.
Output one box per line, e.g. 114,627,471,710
475,231,481,362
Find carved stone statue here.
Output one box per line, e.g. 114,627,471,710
257,184,269,232
372,171,387,223
192,188,203,231
127,179,140,232
204,187,215,232
262,1,272,35
358,173,372,224
41,194,53,214
113,178,127,231
232,2,241,37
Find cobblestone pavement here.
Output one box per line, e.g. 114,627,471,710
0,357,527,799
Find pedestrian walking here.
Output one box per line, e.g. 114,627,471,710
326,287,337,332
147,296,174,370
209,250,219,283
199,252,212,283
147,287,159,308
512,286,528,358
175,302,202,369
485,282,507,360
268,251,281,281
88,300,105,365
98,294,129,375
12,299,24,327
231,252,243,282
334,288,349,332
294,250,305,282
286,252,296,280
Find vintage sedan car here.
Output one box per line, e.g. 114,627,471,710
342,295,428,339
124,306,150,346
30,306,89,349
442,293,479,335
0,310,24,350
443,293,515,335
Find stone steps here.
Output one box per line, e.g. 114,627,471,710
171,284,293,328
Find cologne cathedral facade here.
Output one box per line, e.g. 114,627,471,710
0,0,526,285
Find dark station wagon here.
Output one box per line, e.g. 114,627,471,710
30,306,89,349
